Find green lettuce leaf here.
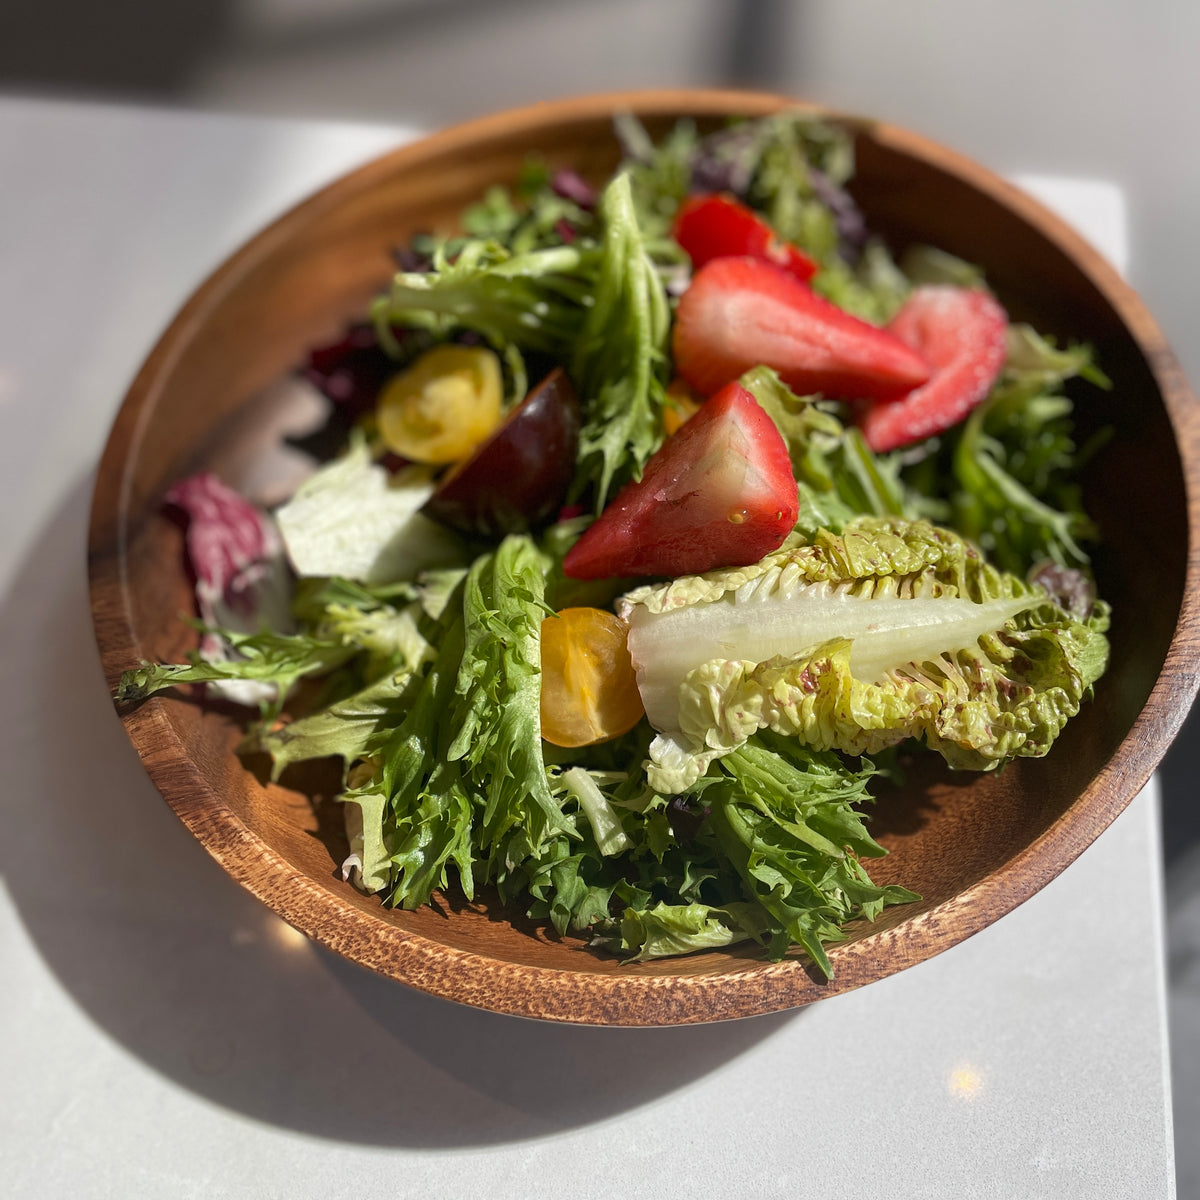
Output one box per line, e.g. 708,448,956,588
343,535,575,909
340,788,391,893
557,766,634,856
614,111,697,237
290,575,417,624
373,172,671,512
344,602,474,906
373,238,597,356
516,834,624,938
899,324,1110,573
275,439,469,584
446,534,570,852
571,171,672,508
116,628,356,720
620,516,1109,790
612,901,766,960
460,173,597,254
313,601,431,677
587,733,915,976
705,736,919,975
256,666,416,782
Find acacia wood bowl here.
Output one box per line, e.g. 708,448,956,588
88,89,1200,1025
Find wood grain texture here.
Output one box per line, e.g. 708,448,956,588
88,88,1200,1025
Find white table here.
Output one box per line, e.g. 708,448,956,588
0,97,1175,1199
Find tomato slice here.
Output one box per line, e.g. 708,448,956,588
421,368,581,538
377,344,503,464
540,608,644,747
562,381,798,580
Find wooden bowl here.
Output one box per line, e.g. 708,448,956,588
88,89,1200,1025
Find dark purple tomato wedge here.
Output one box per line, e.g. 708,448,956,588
422,367,581,539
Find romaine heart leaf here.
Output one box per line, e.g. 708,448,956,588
672,257,931,400
618,515,1110,790
562,381,799,580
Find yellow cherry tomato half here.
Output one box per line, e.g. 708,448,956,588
662,376,703,437
540,608,645,748
377,344,503,464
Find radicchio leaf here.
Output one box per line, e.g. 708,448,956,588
165,473,293,703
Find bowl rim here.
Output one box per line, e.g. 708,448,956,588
89,87,1200,1025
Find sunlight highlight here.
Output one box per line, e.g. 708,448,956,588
947,1063,985,1101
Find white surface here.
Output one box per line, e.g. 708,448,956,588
0,98,1174,1199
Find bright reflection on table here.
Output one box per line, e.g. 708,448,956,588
947,1062,985,1101
270,919,313,953
228,917,313,954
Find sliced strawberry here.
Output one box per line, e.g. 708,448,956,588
562,381,798,580
672,192,818,281
858,286,1009,452
672,257,931,400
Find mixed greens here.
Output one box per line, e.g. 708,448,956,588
118,112,1111,976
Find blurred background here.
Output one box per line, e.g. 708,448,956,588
4,0,1199,1185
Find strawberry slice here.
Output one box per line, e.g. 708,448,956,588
672,192,818,282
858,286,1009,452
562,381,798,580
672,257,931,400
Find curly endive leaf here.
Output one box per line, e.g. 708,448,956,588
446,533,571,852
571,171,671,509
373,239,597,355
115,629,356,719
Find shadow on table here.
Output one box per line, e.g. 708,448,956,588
0,476,801,1147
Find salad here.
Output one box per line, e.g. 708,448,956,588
117,111,1111,977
